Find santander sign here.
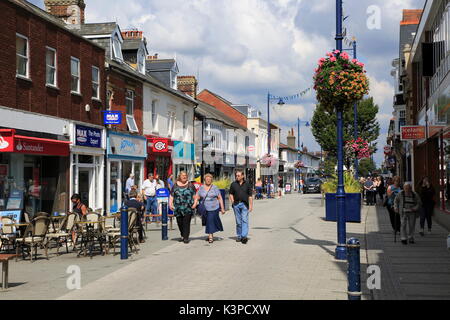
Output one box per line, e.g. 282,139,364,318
16,140,44,153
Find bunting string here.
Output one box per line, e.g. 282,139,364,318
269,87,311,102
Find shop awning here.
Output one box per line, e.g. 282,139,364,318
0,129,71,156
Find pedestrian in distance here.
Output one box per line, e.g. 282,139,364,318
377,176,386,204
255,178,263,200
364,177,375,206
125,173,135,197
394,182,422,245
417,176,436,236
229,169,253,244
196,174,225,244
125,190,145,243
141,173,158,222
386,176,402,237
169,171,198,244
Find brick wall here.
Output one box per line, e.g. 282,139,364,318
0,1,105,126
197,90,247,128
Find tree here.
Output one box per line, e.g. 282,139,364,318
311,97,380,158
358,158,376,178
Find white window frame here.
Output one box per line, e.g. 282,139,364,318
125,89,134,115
137,48,146,74
112,34,123,62
167,110,176,137
126,114,139,133
183,110,189,138
151,100,158,132
92,66,100,100
16,33,29,79
71,57,80,94
45,46,57,87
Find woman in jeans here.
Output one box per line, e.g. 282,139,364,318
169,172,198,244
197,174,225,243
417,176,435,236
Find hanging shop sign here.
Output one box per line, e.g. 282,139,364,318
150,138,170,153
103,111,122,125
400,126,426,141
75,125,102,148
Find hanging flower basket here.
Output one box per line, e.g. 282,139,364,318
344,138,372,160
260,154,276,168
294,161,305,169
313,50,369,113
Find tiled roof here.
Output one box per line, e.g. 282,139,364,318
74,22,117,35
146,59,176,71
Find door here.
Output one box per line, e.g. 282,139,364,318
79,168,93,209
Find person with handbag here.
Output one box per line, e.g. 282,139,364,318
196,174,225,244
394,182,422,245
169,171,198,244
386,176,402,235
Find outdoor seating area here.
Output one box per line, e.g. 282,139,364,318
0,209,144,263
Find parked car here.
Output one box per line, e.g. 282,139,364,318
304,178,323,194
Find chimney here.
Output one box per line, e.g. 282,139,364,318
122,30,143,40
147,53,159,60
287,128,296,149
177,76,198,99
44,0,86,25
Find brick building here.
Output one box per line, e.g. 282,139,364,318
0,0,107,217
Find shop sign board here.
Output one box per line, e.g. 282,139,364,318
108,132,146,159
103,111,122,125
75,125,102,148
400,126,426,141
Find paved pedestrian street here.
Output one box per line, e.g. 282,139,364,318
2,193,449,300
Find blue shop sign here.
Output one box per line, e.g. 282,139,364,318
75,125,102,148
156,188,170,198
103,111,122,125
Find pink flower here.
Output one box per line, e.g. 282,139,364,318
326,52,333,57
357,62,365,67
333,50,340,54
352,59,358,63
341,52,349,60
319,58,326,63
330,57,337,62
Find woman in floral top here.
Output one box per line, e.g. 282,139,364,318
169,171,198,244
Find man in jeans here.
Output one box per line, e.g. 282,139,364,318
229,170,253,244
141,173,158,222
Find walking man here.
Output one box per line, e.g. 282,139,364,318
394,182,422,245
229,170,253,244
141,173,158,221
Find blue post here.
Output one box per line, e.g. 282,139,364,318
347,238,361,300
161,202,168,241
267,92,271,155
353,39,359,180
298,118,301,193
335,0,347,260
120,205,128,260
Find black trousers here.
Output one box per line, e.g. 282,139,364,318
136,211,144,241
420,203,434,230
176,214,193,240
387,205,401,232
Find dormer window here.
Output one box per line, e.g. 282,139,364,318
138,48,145,74
112,34,123,61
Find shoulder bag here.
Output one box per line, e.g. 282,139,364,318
197,186,212,226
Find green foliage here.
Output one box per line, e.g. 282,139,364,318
212,179,232,190
311,97,380,158
321,171,362,194
358,158,376,178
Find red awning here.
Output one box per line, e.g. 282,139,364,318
0,129,71,157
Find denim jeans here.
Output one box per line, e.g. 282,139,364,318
233,202,249,239
145,196,158,221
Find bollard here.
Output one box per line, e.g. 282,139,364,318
120,205,128,260
161,202,168,241
347,238,361,300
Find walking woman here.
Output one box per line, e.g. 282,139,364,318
169,172,198,244
417,177,435,236
197,174,225,243
386,176,402,234
377,176,386,204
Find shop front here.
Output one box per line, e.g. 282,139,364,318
172,141,195,180
70,124,106,213
222,152,235,180
146,136,173,183
0,129,70,220
106,131,146,213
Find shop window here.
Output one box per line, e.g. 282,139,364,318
16,34,29,78
78,155,94,164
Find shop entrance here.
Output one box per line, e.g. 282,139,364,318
78,168,93,209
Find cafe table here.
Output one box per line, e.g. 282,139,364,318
75,221,104,258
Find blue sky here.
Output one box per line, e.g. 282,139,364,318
29,0,426,166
